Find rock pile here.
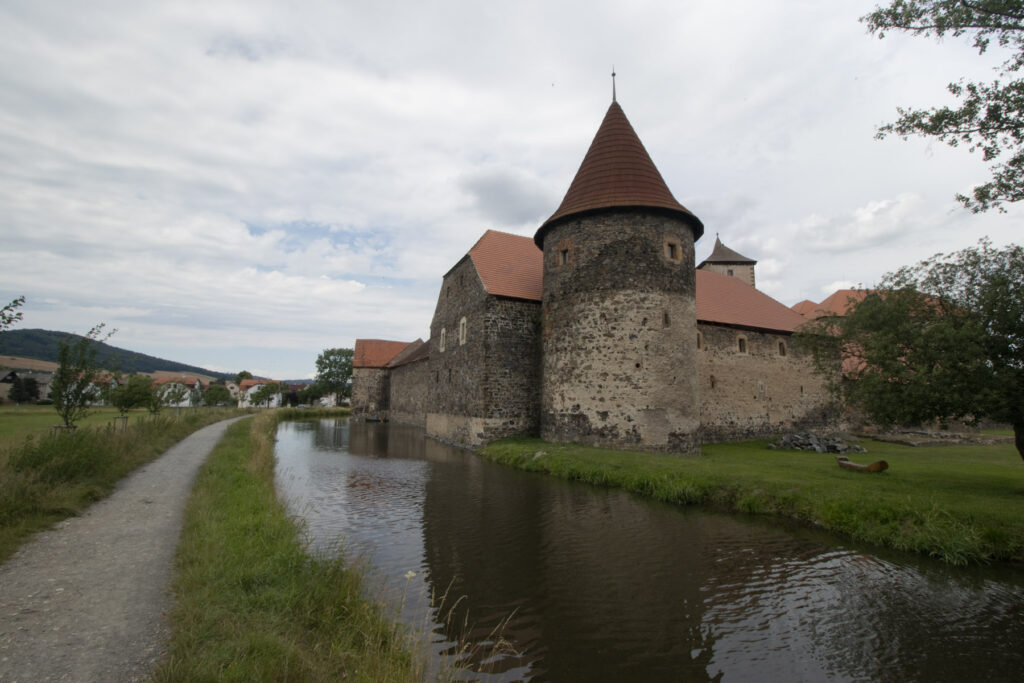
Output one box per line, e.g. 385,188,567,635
768,432,866,454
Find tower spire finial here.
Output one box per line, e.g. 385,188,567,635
611,66,617,102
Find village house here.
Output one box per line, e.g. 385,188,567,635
352,96,836,451
153,375,206,408
237,378,283,408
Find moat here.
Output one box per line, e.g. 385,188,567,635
274,418,1024,682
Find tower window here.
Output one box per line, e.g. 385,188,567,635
559,249,569,265
727,269,734,277
709,375,716,389
696,332,702,349
778,341,787,356
664,239,682,263
459,317,467,345
439,328,446,352
663,312,670,327
737,336,747,353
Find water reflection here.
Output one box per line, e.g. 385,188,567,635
274,419,1024,682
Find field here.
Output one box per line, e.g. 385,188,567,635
0,404,245,562
0,405,155,443
482,436,1024,565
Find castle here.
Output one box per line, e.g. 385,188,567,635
351,97,834,452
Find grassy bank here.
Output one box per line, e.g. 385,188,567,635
154,409,421,682
482,437,1024,565
0,407,245,562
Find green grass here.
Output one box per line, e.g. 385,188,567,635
154,408,421,682
481,437,1024,566
0,406,245,562
0,404,157,444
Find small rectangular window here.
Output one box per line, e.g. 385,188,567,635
560,249,569,265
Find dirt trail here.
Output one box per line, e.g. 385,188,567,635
0,417,247,682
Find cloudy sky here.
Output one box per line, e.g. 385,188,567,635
2,0,1022,379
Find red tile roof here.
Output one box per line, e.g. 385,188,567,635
459,231,801,333
698,236,756,266
387,338,430,368
793,289,868,319
353,339,413,368
696,270,808,332
535,101,703,247
469,230,544,300
153,375,204,387
791,299,818,316
239,378,276,391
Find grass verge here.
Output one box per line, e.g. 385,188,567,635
153,409,421,682
0,407,246,563
481,437,1024,566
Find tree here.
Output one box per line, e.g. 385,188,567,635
234,370,253,385
315,348,354,403
864,1,1024,211
249,382,281,408
8,376,39,404
798,239,1024,459
298,381,326,405
50,324,115,428
203,384,232,406
160,383,190,410
1,296,24,333
107,375,154,416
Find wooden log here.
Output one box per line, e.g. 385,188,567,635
835,455,889,473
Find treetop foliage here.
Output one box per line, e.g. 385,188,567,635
797,238,1024,458
864,0,1024,211
315,348,354,399
1,296,24,333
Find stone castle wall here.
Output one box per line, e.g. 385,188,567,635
540,209,700,453
351,366,389,419
697,323,836,442
425,256,542,447
388,357,430,427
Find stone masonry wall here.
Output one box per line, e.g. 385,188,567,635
540,209,700,453
425,256,541,447
697,323,836,442
699,262,755,287
480,296,541,438
388,358,430,427
351,366,389,419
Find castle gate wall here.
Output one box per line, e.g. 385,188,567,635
540,209,700,453
697,323,836,442
388,358,429,427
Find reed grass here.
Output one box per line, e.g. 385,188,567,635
481,436,1024,566
0,408,244,562
154,409,422,682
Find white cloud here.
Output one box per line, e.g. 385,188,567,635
2,0,1024,376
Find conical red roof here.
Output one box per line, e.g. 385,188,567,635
535,101,703,247
698,236,757,266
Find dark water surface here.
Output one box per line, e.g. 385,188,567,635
273,419,1024,682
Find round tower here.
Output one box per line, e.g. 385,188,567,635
534,99,704,453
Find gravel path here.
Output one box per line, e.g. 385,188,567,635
0,417,248,683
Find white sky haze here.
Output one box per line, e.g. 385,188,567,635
2,0,1022,378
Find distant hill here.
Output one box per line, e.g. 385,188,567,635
0,329,233,380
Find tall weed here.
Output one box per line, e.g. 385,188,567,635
0,409,244,562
